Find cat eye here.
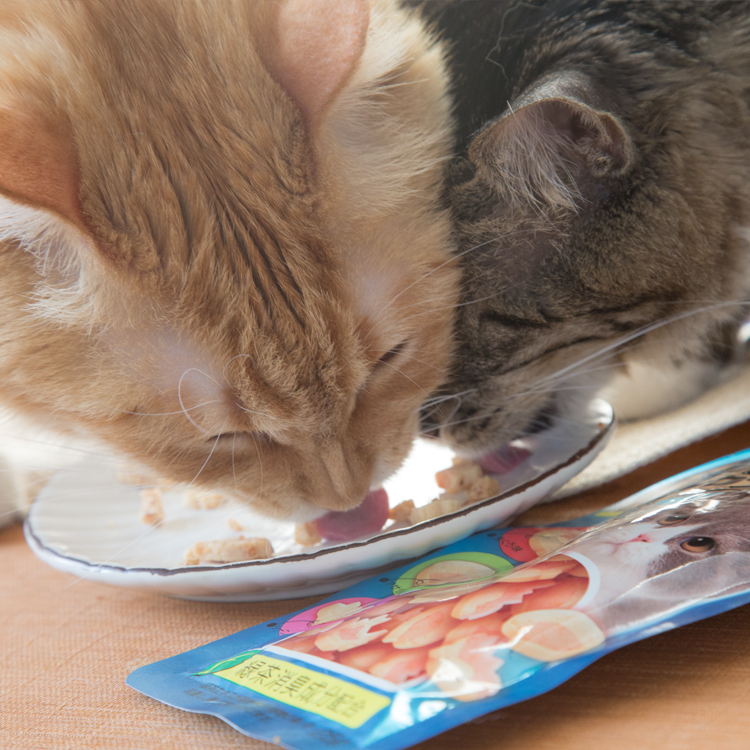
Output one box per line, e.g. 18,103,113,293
208,432,238,442
376,341,407,367
680,536,716,553
207,431,272,444
657,512,691,525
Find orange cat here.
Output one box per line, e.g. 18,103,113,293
0,0,458,521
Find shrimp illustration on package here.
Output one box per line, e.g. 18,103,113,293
128,449,750,749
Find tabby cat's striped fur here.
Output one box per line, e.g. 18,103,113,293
416,0,750,453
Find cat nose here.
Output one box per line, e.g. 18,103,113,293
311,478,372,512
629,533,650,543
309,442,371,511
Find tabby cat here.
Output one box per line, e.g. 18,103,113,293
416,0,750,454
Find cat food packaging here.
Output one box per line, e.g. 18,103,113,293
128,449,750,749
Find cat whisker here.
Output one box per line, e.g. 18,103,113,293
364,234,507,338
435,406,592,433
369,228,539,336
377,360,430,396
177,368,220,436
231,431,238,492
250,432,264,508
394,286,523,326
234,403,279,421
435,296,750,438
114,401,221,418
187,418,228,488
379,289,464,319
395,353,449,374
61,512,171,592
421,388,478,408
222,353,256,381
0,507,26,521
479,300,749,417
373,76,432,93
0,434,107,459
419,392,478,426
530,341,742,390
535,301,748,389
23,482,134,509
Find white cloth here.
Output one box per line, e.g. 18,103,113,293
555,365,750,498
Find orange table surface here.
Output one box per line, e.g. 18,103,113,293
4,425,750,750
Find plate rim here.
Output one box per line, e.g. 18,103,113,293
24,404,614,577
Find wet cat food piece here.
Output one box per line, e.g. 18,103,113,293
465,476,500,503
226,518,243,532
315,488,390,542
119,467,156,486
438,491,469,505
139,488,164,526
410,496,463,524
294,521,322,547
435,462,483,493
501,609,605,661
408,474,500,527
184,537,274,565
389,499,415,523
406,462,506,527
182,490,227,509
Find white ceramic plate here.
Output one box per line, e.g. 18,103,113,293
25,400,614,601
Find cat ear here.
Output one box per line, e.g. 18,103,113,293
262,0,369,124
469,75,632,211
0,98,83,229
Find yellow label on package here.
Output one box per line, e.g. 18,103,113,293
215,654,391,729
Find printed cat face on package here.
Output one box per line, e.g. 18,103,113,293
562,491,750,632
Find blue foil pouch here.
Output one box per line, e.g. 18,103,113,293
128,449,750,749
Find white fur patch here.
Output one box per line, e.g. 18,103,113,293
0,195,102,326
322,2,455,337
326,0,452,216
600,358,727,421
0,196,88,273
104,323,228,435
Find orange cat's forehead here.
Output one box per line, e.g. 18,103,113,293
0,0,459,521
